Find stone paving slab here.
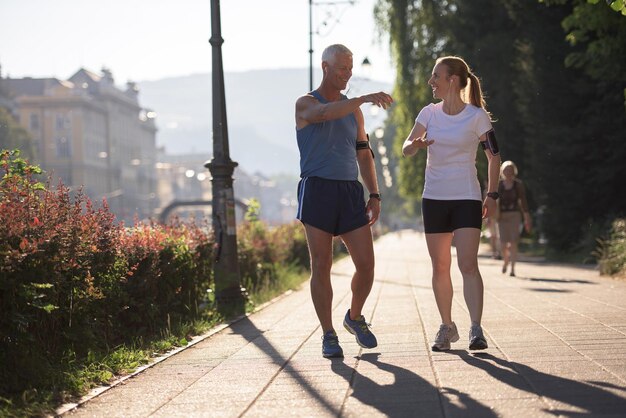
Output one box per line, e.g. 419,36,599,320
63,230,626,417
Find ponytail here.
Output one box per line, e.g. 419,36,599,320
467,72,485,109
468,71,492,120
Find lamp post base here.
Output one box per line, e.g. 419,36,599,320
215,285,248,317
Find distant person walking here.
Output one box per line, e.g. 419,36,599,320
402,56,501,352
497,160,531,277
294,44,393,358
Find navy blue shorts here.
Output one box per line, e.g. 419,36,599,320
422,198,482,233
296,176,369,236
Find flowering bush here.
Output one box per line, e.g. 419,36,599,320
237,199,309,294
118,220,214,335
0,150,310,401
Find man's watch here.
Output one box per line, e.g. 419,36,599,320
369,193,381,201
487,192,500,200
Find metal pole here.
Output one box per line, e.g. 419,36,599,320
308,0,357,91
309,0,314,91
205,0,245,315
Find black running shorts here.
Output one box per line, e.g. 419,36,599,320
296,176,369,236
422,198,482,234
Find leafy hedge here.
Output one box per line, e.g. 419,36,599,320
596,218,626,277
0,150,310,406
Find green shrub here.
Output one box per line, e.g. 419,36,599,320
0,150,310,416
237,199,309,295
595,218,626,276
0,150,215,399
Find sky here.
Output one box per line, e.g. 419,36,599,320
0,0,395,85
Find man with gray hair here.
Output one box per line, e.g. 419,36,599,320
295,44,393,358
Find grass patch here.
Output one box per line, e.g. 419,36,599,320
247,263,310,308
1,156,311,417
1,315,222,418
2,264,306,418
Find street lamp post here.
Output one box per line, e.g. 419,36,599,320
309,0,314,91
308,0,357,90
205,0,246,315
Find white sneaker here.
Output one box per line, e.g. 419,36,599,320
469,324,488,350
431,322,459,351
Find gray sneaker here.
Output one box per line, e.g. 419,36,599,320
432,322,459,351
469,324,488,350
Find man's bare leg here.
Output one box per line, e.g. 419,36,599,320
304,224,334,332
341,224,375,319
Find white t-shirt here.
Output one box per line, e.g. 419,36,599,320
415,102,492,201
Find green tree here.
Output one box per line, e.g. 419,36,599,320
444,0,529,185
559,0,626,104
374,0,626,255
518,0,626,252
592,0,626,15
374,0,454,213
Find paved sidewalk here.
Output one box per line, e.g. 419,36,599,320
64,230,626,417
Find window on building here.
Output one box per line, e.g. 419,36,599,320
56,136,71,158
30,113,40,130
56,114,65,130
34,139,42,156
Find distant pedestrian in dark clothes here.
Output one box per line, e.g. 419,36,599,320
497,160,531,277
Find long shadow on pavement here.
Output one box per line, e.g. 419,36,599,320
331,353,497,418
527,277,596,284
229,316,343,415
455,351,626,416
525,288,572,293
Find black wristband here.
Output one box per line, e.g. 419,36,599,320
486,192,499,200
369,193,381,201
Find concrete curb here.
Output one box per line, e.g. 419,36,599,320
56,290,295,416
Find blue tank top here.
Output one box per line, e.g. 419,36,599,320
296,91,358,180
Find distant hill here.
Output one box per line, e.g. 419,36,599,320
138,68,391,176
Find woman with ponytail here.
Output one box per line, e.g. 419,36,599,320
402,56,501,352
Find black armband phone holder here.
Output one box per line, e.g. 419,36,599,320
480,129,500,156
356,134,375,159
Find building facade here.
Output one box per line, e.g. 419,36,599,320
4,68,158,223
